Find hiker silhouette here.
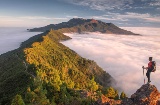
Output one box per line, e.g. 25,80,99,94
142,57,153,83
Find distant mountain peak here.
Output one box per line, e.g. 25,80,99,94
69,18,86,20
90,19,98,23
28,18,139,35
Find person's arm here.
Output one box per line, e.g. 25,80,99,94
144,67,148,69
143,62,152,70
142,66,148,70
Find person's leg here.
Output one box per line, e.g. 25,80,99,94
146,70,149,80
146,70,151,82
148,68,152,83
148,71,151,82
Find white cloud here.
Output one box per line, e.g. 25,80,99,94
69,0,134,10
89,12,160,24
20,16,68,20
62,27,160,96
70,0,160,11
150,1,160,6
66,15,83,18
100,12,160,23
124,12,150,18
0,15,68,27
91,15,129,21
124,12,160,22
0,27,41,54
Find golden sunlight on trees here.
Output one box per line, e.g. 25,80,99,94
0,30,115,104
104,87,119,99
120,91,127,99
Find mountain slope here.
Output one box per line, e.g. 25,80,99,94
0,30,115,104
28,18,139,35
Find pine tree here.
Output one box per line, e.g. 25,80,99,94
11,94,25,105
24,77,50,105
105,87,119,99
120,92,127,99
88,77,99,92
114,90,119,100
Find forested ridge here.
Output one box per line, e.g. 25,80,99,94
0,30,125,105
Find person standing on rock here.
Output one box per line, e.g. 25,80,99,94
143,57,153,83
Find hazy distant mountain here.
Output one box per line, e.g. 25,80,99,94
28,18,139,35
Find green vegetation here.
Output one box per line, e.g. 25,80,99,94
0,29,124,105
120,92,127,99
0,47,32,104
103,87,119,100
11,94,25,105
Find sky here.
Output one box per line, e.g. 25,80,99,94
0,0,160,27
62,28,160,96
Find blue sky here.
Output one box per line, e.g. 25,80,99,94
0,0,160,27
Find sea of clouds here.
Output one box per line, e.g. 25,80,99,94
0,27,159,96
0,27,41,55
62,27,160,96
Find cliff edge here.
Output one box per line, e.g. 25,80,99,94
122,84,160,105
97,84,160,105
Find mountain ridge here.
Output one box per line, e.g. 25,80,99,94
0,28,159,105
28,18,139,35
0,30,117,104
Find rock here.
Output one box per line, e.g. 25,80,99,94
131,94,136,98
97,95,122,105
95,84,160,105
122,84,160,105
121,98,134,105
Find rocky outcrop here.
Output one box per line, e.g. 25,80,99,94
96,84,160,105
121,84,160,105
96,95,121,105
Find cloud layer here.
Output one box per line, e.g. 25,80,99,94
68,0,160,11
62,27,160,96
0,16,68,27
0,27,41,55
68,0,134,10
0,27,159,96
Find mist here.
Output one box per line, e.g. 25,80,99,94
62,27,160,96
0,27,159,96
0,27,41,55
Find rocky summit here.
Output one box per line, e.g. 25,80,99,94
96,84,160,105
121,84,160,105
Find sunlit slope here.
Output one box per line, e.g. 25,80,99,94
24,30,113,89
0,30,114,104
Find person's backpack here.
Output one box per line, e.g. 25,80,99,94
151,61,156,72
